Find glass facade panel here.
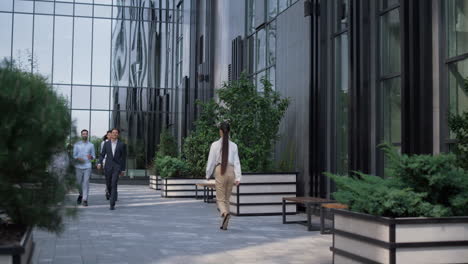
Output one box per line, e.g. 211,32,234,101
334,33,349,174
14,0,33,13
90,110,110,139
0,13,12,63
12,14,33,72
55,2,74,16
0,0,13,12
91,86,110,110
382,77,401,144
448,59,468,116
73,17,92,84
380,0,399,10
33,15,53,81
267,21,276,66
72,85,91,109
53,16,73,84
71,110,91,136
268,0,278,20
255,28,266,72
92,18,111,85
334,0,349,32
54,85,71,106
446,0,468,58
35,1,54,15
278,0,288,13
380,8,400,76
75,3,93,17
94,5,112,18
247,0,255,34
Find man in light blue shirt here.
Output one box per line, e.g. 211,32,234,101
73,129,95,206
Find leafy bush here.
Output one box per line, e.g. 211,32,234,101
326,144,468,218
217,75,290,172
182,75,290,176
0,64,75,233
152,129,178,175
182,100,220,178
158,156,190,178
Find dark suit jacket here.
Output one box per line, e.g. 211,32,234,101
99,140,127,172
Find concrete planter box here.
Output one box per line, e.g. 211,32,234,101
331,209,468,264
161,178,207,198
149,175,161,190
229,172,297,216
0,227,34,264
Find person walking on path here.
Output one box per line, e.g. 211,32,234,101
206,122,242,230
101,130,112,200
97,128,127,210
73,129,95,207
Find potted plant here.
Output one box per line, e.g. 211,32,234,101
182,75,297,215
0,63,76,264
326,144,468,264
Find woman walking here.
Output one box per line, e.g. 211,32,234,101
206,122,242,230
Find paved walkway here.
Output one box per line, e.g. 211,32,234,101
32,184,332,264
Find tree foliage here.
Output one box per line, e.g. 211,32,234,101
0,64,75,233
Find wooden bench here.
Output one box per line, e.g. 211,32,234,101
282,197,337,231
320,203,348,234
195,183,216,203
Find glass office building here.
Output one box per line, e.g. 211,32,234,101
0,0,190,178
3,0,468,196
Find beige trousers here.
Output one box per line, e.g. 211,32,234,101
215,165,235,216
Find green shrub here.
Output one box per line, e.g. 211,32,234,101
326,144,468,218
0,64,75,233
182,100,220,178
182,74,290,176
152,129,178,175
158,156,190,178
217,75,290,172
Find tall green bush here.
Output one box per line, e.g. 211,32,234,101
182,75,290,177
152,129,178,175
217,76,290,172
326,144,468,218
0,64,75,233
182,100,220,177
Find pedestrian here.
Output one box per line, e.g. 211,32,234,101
101,130,112,200
97,128,127,210
206,122,242,230
73,129,95,207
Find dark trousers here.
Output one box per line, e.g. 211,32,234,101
105,168,120,206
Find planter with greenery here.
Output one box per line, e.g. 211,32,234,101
326,145,468,264
0,64,76,263
149,129,178,190
180,75,297,214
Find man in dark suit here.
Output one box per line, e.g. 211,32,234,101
97,128,126,210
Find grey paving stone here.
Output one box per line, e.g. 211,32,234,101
32,183,332,264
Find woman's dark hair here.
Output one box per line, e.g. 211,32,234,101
220,122,230,175
102,130,112,140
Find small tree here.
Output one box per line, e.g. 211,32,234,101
0,63,75,233
182,74,290,176
217,75,290,172
182,100,220,177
